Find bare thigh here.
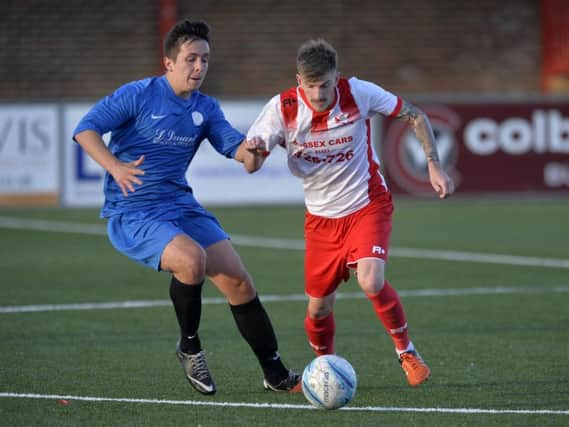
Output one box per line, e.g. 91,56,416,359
160,234,206,284
356,258,386,295
205,239,256,305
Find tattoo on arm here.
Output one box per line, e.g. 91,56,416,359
396,101,439,162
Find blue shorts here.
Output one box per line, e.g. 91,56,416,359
107,210,228,271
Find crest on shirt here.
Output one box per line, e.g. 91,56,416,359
192,111,204,126
334,112,350,123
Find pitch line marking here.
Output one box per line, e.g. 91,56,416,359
0,216,568,269
0,285,568,314
0,392,568,415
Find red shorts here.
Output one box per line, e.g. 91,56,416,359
304,192,394,298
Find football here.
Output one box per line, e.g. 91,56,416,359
301,354,357,410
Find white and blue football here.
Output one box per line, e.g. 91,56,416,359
301,354,357,410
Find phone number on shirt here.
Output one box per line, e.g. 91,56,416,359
295,150,354,164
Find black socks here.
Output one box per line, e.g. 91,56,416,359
169,276,203,354
170,278,288,384
230,295,289,384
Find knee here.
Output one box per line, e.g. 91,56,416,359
233,275,257,301
189,247,207,278
177,246,207,282
216,271,257,305
358,271,385,295
307,303,333,319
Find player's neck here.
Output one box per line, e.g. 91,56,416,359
165,74,195,99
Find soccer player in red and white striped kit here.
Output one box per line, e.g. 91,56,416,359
243,38,455,386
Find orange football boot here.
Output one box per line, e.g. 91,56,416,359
399,350,431,386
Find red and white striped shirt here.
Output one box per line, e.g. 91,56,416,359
247,77,402,218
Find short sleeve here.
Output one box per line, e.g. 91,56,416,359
73,81,142,140
246,95,285,152
348,77,402,118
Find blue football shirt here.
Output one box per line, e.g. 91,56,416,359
73,76,245,220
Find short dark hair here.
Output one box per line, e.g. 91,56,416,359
163,18,210,59
296,39,337,81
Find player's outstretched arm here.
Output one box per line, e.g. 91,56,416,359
74,130,145,197
234,137,269,173
395,101,455,199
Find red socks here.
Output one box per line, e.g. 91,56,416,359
367,281,410,352
304,312,335,355
304,282,409,355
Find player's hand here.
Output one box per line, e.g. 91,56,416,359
244,137,269,157
110,155,145,197
427,160,455,199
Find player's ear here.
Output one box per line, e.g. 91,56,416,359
163,56,173,72
296,73,302,86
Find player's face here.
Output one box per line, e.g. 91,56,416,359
164,39,209,98
297,70,339,112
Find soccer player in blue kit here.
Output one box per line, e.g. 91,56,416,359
73,18,300,395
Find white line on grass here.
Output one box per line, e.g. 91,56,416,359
0,217,107,236
1,285,568,314
388,248,569,269
1,392,568,415
1,216,568,269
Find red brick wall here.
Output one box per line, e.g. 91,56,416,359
0,0,159,99
0,0,540,100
